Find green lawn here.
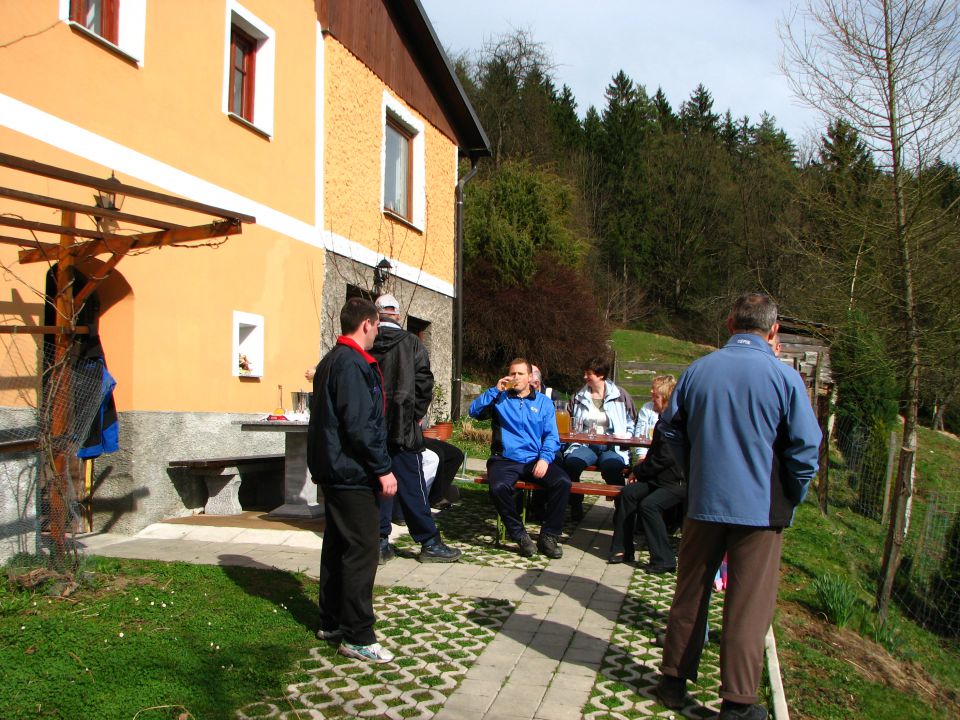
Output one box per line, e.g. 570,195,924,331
776,433,960,719
1,557,321,719
609,328,714,365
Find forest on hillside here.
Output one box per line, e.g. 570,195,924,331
454,24,960,433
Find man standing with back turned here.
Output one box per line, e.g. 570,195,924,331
372,293,460,563
308,297,398,664
654,294,821,720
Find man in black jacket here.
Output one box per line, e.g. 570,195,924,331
372,294,460,563
608,375,684,571
307,297,397,664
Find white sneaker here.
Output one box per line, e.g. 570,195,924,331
338,642,395,664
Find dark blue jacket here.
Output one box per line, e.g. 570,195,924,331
307,337,392,490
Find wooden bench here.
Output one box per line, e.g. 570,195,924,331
170,455,284,515
473,473,622,543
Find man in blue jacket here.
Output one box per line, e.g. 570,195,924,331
308,298,398,664
470,358,571,558
654,294,821,720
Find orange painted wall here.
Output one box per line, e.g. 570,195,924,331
0,131,326,414
324,39,457,284
0,0,317,221
0,3,460,416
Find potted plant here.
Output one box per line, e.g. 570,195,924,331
428,385,453,440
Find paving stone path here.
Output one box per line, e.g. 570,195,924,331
80,487,725,719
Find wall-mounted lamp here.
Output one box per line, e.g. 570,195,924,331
373,258,392,296
93,172,125,233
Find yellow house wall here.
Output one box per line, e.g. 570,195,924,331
0,0,317,222
1,5,461,416
0,131,326,414
324,39,456,286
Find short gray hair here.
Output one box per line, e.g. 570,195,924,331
730,293,778,333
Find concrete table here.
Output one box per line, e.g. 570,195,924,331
238,420,323,518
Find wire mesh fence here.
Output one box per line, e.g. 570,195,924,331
1,336,107,566
817,421,960,639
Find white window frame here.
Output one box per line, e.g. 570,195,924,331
381,91,425,231
233,311,264,378
59,0,147,65
222,1,275,138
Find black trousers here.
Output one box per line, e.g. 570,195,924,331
610,481,685,567
423,437,464,505
319,486,380,645
378,449,438,543
487,456,571,539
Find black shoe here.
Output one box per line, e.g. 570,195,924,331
608,551,635,564
644,564,676,575
653,674,688,710
419,536,461,563
378,538,395,565
537,533,562,559
516,533,537,557
718,702,768,720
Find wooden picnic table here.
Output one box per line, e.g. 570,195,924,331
559,432,651,449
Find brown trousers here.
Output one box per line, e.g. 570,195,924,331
660,518,784,704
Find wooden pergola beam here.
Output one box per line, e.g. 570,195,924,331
0,186,184,231
0,214,113,242
0,152,256,223
0,325,90,335
17,219,242,264
0,235,60,251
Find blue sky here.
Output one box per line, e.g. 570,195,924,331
419,0,822,146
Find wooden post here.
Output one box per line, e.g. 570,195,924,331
881,430,897,524
817,392,831,515
47,210,75,563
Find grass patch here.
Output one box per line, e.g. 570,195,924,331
0,557,321,720
779,498,960,719
609,328,713,365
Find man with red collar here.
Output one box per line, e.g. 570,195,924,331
308,298,398,664
469,358,571,558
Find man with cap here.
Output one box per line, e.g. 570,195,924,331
371,293,460,564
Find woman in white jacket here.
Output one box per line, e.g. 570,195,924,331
562,356,638,521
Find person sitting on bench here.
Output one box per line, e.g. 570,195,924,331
608,374,685,572
469,358,571,559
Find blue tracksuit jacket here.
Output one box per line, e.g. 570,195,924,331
469,387,560,464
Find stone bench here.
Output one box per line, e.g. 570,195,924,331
169,455,284,515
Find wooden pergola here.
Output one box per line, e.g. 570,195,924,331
0,151,255,557
0,151,255,331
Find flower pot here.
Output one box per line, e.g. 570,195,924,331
429,422,453,440
422,427,441,439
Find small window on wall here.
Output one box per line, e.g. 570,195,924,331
233,311,264,378
62,0,146,61
229,25,256,122
381,92,425,230
223,2,275,137
70,0,118,43
384,118,413,219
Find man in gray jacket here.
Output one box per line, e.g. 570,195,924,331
654,294,821,720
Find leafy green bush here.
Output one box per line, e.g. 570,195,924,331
831,311,900,518
929,511,960,637
814,573,859,627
